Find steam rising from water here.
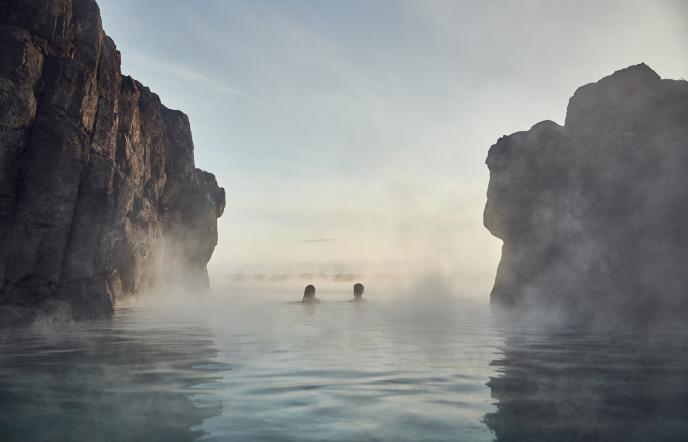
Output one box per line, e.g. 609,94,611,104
4,290,688,441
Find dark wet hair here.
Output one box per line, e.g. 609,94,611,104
303,285,316,299
353,283,364,296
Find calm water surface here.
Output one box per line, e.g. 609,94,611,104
1,295,687,441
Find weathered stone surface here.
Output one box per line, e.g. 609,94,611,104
484,64,688,323
0,0,225,323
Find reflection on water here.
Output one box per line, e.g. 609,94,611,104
199,299,500,441
0,308,223,442
0,298,502,441
2,297,688,441
486,322,688,442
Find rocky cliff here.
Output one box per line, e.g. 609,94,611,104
485,64,688,322
0,0,225,323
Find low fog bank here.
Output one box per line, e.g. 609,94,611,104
125,269,490,310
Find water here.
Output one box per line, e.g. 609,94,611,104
1,295,687,441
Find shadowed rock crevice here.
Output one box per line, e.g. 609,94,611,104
0,0,226,323
484,64,688,324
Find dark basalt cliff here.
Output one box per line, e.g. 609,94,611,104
0,0,226,323
485,64,688,322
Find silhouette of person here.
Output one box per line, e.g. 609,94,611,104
302,284,319,303
352,283,365,301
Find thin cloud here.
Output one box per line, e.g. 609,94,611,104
125,51,269,105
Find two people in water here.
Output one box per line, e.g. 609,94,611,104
302,283,365,303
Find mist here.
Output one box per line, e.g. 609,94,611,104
97,0,688,298
3,1,688,441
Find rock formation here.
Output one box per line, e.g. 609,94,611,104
0,0,225,324
485,64,688,322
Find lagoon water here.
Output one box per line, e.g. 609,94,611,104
1,292,687,441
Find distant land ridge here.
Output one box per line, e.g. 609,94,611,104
484,64,688,323
0,0,226,324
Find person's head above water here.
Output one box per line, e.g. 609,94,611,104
353,283,365,300
302,284,317,303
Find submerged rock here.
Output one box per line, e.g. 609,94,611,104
484,64,688,323
0,0,225,322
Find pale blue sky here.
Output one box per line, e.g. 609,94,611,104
98,0,688,292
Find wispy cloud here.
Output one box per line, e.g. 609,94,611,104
124,51,269,105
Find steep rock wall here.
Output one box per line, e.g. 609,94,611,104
0,0,225,323
484,64,688,322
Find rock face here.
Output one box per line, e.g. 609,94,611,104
0,0,225,323
485,64,688,322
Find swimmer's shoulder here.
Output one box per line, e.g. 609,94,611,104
301,298,321,304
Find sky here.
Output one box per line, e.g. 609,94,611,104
97,0,688,295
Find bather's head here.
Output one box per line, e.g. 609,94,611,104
353,283,365,300
303,285,316,302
